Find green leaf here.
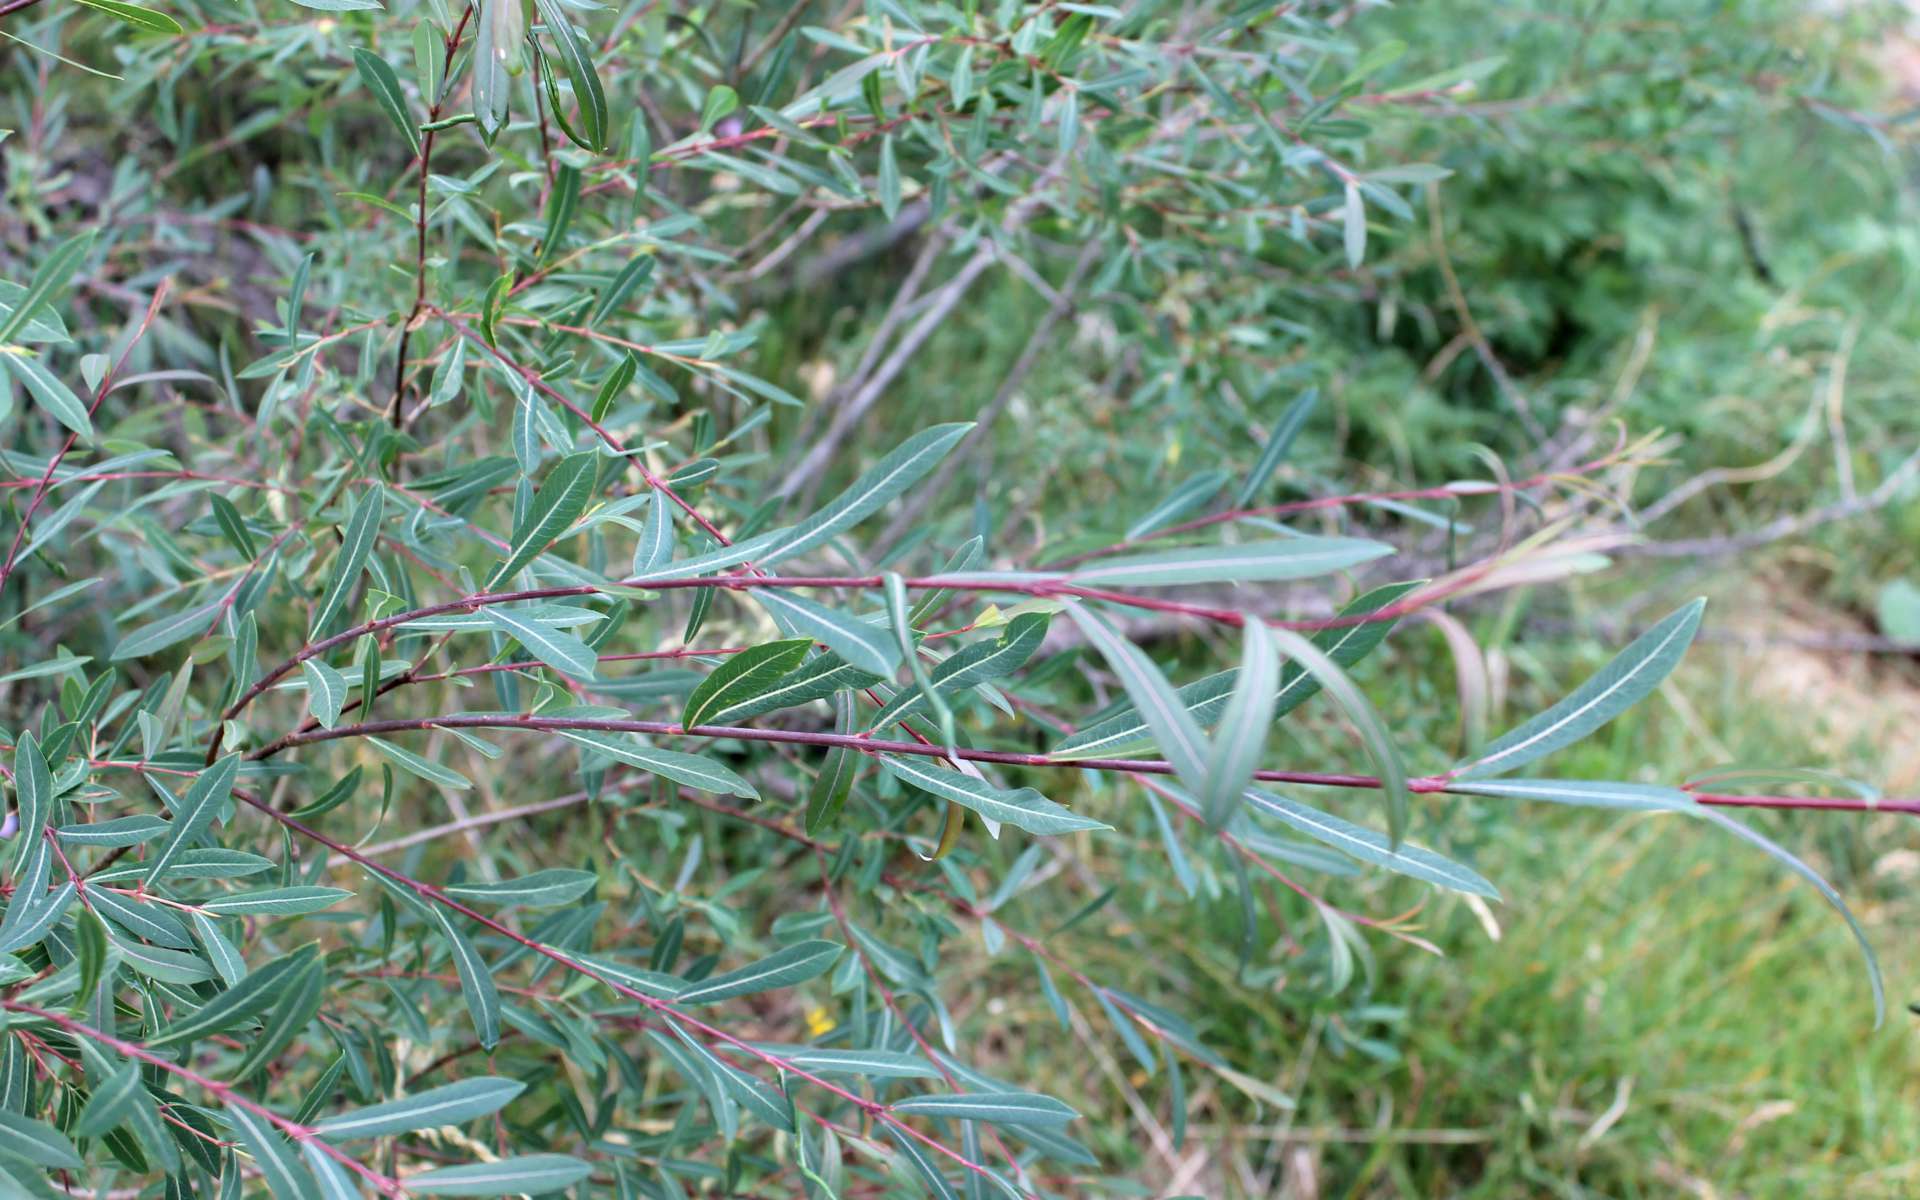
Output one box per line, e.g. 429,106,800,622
199,887,355,917
368,737,473,791
1457,598,1706,780
491,451,598,586
557,730,757,799
1695,807,1885,1026
1126,470,1229,541
0,1113,82,1170
146,755,240,886
0,352,92,438
73,1064,144,1139
1235,388,1318,507
538,163,579,262
1065,604,1206,788
224,1105,320,1199
1068,536,1392,588
533,0,608,151
1199,619,1276,829
707,651,882,725
300,658,348,729
1242,787,1498,898
675,939,842,1004
750,590,899,677
867,612,1047,734
762,423,974,566
352,47,420,157
0,231,93,345
746,1046,938,1078
11,732,50,855
444,869,596,908
1447,778,1695,810
1055,580,1421,758
56,815,167,847
683,638,812,730
148,949,317,1048
1264,623,1410,847
699,83,739,133
432,908,501,1049
889,1091,1079,1130
879,757,1108,837
471,0,522,138
310,487,385,636
110,600,220,661
408,1154,592,1196
481,607,598,680
315,1077,525,1141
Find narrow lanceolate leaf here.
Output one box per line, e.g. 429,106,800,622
880,757,1108,837
745,1047,938,1078
1695,807,1885,1026
884,571,954,746
432,908,501,1049
1235,388,1318,506
1456,598,1706,780
0,231,93,345
868,611,1049,733
1448,779,1696,811
0,352,92,439
709,652,883,725
491,451,598,585
1199,619,1277,830
675,940,843,1005
300,658,348,728
682,638,812,730
146,754,240,885
751,589,899,677
369,737,473,790
310,486,384,636
1243,787,1498,898
352,47,420,157
316,1078,526,1141
0,1112,83,1169
532,0,608,151
1126,470,1229,541
148,949,317,1048
1066,604,1207,789
762,423,974,566
471,0,523,138
1265,623,1410,847
303,1143,362,1200
408,1154,593,1196
1055,580,1423,758
559,730,758,798
481,608,598,680
889,1091,1080,1130
57,814,168,847
444,868,596,908
199,887,354,917
223,1105,321,1200
1068,536,1392,588
73,1064,144,1138
110,600,220,660
12,732,50,855
630,489,673,574
0,881,73,955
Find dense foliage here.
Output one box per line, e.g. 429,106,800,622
1,1,1914,1197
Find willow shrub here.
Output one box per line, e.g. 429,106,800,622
0,2,1892,1197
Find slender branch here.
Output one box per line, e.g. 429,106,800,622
250,712,1920,815
227,788,1021,1193
0,1002,400,1196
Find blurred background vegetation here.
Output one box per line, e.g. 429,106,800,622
7,0,1920,1194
